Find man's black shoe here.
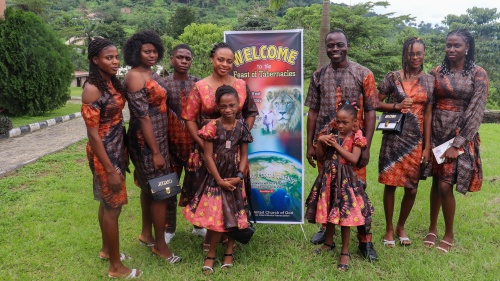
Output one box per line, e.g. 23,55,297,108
358,242,377,262
310,228,326,245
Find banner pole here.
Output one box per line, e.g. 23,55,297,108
299,224,307,241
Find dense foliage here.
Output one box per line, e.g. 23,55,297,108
0,8,73,116
5,0,499,107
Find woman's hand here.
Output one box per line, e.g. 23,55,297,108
218,179,236,191
108,170,123,192
422,147,431,163
395,98,413,111
153,153,167,170
441,146,459,164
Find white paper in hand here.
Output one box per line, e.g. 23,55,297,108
432,138,464,164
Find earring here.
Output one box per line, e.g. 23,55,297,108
466,50,468,55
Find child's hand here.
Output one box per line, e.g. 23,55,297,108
319,134,337,147
224,177,242,187
218,179,236,191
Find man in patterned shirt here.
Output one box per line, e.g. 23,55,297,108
164,44,205,243
305,29,379,261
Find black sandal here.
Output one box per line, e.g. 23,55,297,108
337,252,350,271
221,253,234,269
202,256,216,274
314,242,336,255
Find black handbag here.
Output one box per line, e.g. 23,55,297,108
376,72,407,134
226,225,255,244
148,171,181,201
226,176,257,245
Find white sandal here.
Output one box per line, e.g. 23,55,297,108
108,268,143,279
383,239,395,248
398,236,411,246
436,240,453,253
423,233,437,248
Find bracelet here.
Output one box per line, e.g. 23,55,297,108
236,171,245,181
393,103,398,110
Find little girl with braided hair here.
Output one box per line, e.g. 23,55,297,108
305,101,374,271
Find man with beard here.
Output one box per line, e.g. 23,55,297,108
305,29,379,262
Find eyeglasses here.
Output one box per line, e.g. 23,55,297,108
408,52,424,58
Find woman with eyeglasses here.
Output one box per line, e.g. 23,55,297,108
376,37,435,248
424,29,488,253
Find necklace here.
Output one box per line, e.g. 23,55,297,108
222,119,237,149
211,74,229,88
138,66,152,74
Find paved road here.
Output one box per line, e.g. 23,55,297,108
0,107,130,178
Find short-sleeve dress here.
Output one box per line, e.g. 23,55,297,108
126,73,172,194
378,71,435,189
305,122,374,232
430,65,488,194
182,119,253,232
82,82,128,208
179,79,258,206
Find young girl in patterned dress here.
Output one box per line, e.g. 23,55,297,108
183,85,253,274
305,103,374,271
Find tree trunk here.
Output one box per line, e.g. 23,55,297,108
0,0,6,19
317,0,330,68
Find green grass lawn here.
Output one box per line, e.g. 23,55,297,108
70,86,83,97
0,125,499,280
9,103,81,128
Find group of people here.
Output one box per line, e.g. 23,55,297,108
304,28,487,271
81,27,487,278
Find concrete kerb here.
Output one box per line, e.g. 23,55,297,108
0,112,82,139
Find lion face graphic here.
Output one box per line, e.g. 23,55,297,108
266,89,301,133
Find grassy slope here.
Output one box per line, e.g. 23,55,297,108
0,123,499,280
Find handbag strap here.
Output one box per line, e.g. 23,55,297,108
394,71,408,99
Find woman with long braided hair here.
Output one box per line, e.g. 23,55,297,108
376,37,435,248
424,29,488,252
82,38,142,278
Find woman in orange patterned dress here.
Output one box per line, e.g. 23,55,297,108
82,38,142,278
425,29,488,253
180,42,258,255
123,30,180,263
377,37,434,247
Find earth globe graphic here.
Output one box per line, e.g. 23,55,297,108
249,152,302,222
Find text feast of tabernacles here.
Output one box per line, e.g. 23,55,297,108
233,45,299,67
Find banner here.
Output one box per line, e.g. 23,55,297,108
225,30,304,224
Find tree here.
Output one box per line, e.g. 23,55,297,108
10,0,50,15
234,9,279,31
271,0,329,68
175,23,229,77
96,21,126,47
0,8,73,116
168,5,196,39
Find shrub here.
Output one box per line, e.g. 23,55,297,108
0,115,13,135
0,7,73,116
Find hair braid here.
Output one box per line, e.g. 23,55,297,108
85,38,124,95
210,42,233,58
402,37,425,79
215,84,238,104
439,28,476,77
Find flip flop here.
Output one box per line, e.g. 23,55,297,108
398,236,411,246
108,268,143,279
151,247,182,264
138,237,155,247
423,233,437,248
383,239,395,248
436,240,453,253
99,253,129,261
